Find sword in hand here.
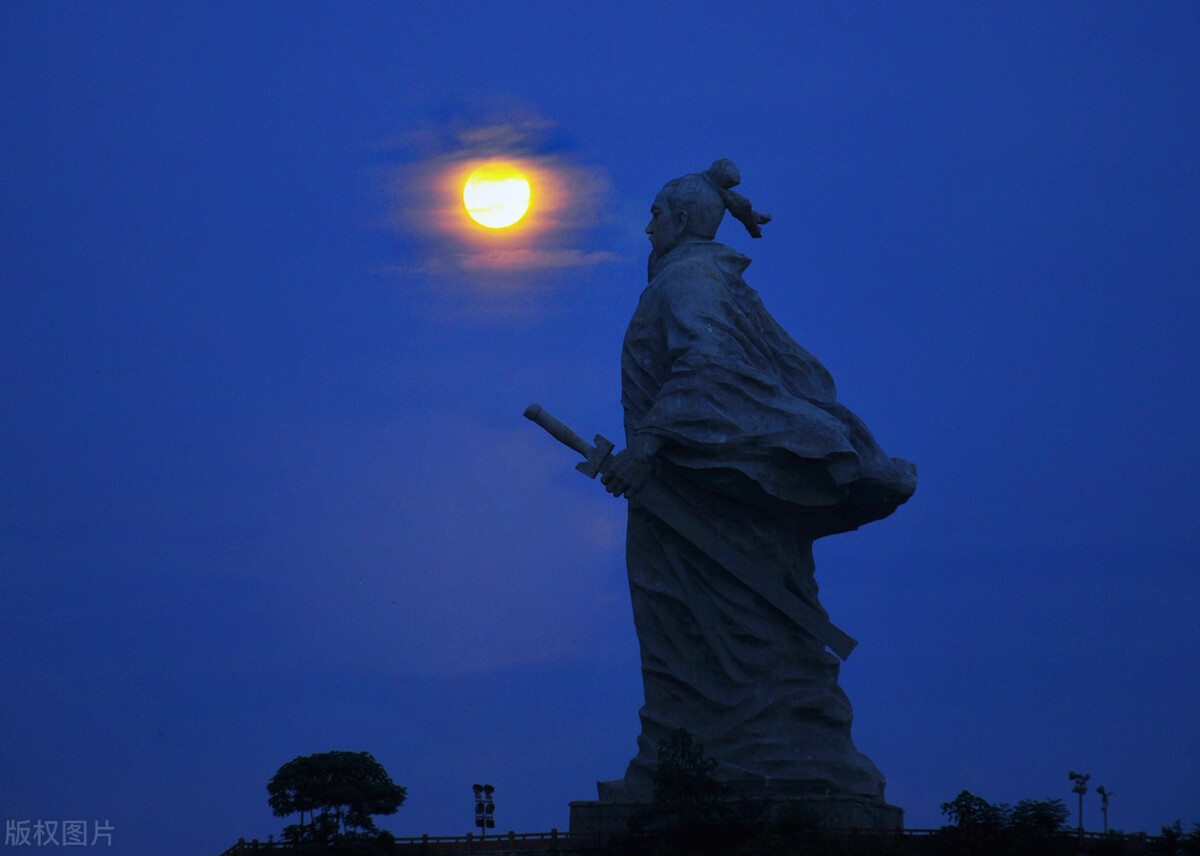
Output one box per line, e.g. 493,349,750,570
522,401,858,661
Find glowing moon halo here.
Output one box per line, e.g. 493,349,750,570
463,164,531,228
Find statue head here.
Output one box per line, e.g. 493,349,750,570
645,159,771,269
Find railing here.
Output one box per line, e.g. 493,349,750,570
219,826,1173,856
219,828,579,856
392,829,576,851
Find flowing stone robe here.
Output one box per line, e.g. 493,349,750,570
604,239,916,803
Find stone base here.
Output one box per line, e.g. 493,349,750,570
569,795,903,840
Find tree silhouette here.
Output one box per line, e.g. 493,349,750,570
940,790,1007,835
623,729,768,856
650,727,724,818
1008,797,1069,837
267,751,405,847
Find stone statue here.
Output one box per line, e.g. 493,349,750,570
534,159,916,831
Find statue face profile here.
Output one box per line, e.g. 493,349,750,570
645,189,690,265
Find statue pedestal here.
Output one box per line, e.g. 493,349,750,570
569,794,903,840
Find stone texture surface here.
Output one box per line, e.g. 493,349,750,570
587,161,915,826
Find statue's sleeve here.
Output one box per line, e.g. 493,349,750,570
632,260,867,508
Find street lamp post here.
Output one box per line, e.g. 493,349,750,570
1069,771,1090,849
473,784,495,838
1096,786,1112,835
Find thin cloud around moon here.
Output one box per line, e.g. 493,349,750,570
459,248,617,272
384,105,615,291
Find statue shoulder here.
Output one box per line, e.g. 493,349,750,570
649,253,729,306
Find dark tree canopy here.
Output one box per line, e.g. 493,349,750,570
940,790,1008,833
1008,797,1069,836
267,750,405,846
940,790,1075,855
622,729,768,856
651,727,723,815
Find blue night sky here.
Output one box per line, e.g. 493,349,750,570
3,4,1198,854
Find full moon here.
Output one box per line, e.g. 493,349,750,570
463,164,531,228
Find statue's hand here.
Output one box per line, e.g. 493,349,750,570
601,434,663,498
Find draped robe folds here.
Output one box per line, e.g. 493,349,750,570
604,239,916,803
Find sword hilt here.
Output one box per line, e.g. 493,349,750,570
524,402,615,479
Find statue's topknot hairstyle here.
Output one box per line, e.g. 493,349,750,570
661,159,772,240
